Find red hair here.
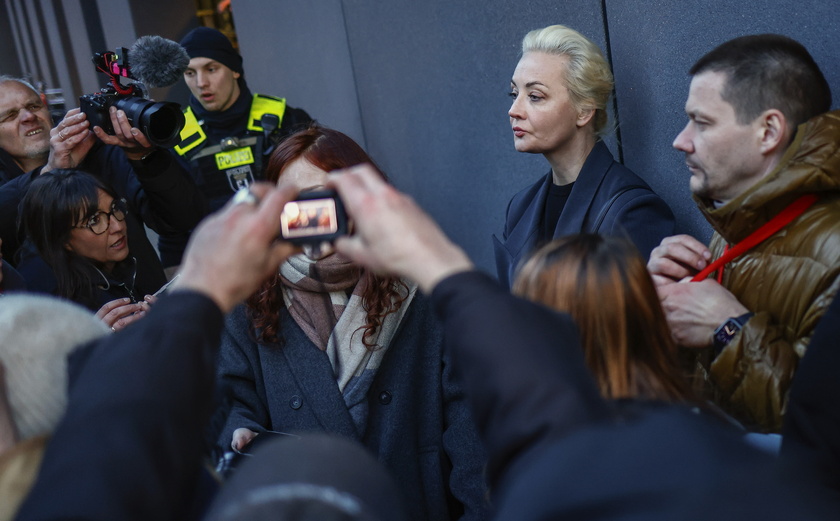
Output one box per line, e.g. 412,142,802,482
513,234,694,402
247,126,407,347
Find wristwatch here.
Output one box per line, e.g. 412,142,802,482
713,312,755,353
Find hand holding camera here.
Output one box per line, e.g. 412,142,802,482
44,108,96,172
279,189,349,245
91,106,155,161
79,37,188,149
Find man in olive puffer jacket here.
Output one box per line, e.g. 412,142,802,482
648,34,840,433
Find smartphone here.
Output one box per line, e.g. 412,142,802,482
280,189,348,244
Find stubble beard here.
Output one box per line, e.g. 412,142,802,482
23,140,50,163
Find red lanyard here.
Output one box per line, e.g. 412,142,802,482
691,194,818,283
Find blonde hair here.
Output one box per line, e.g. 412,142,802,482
521,25,614,137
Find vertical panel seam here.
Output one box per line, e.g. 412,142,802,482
5,0,25,76
339,0,368,149
601,0,624,163
51,0,83,98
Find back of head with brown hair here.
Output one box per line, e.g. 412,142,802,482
513,234,692,403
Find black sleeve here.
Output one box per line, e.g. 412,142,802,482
85,144,207,236
781,292,840,493
430,271,610,486
0,170,37,265
602,190,675,261
277,106,315,140
15,291,224,521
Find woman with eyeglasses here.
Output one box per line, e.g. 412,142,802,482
20,170,159,330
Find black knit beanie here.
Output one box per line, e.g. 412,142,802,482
179,26,243,74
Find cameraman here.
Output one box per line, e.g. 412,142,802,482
0,77,205,299
161,27,314,271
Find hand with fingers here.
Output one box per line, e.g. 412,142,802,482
43,108,97,172
96,297,152,333
92,106,155,161
647,234,712,289
658,279,749,348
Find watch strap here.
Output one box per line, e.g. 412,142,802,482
713,312,755,353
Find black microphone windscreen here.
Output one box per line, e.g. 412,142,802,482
129,35,190,88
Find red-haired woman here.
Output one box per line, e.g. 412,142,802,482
215,126,490,520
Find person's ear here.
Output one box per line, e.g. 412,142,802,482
576,107,596,128
757,109,788,155
233,71,241,80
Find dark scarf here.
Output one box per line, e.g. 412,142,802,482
188,81,253,143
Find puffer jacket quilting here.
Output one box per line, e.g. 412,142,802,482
694,110,840,432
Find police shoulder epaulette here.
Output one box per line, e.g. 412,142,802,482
174,106,207,155
247,93,287,132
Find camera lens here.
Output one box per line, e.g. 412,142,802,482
112,97,185,148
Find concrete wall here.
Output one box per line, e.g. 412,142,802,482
232,0,840,272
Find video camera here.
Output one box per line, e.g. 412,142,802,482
79,47,185,148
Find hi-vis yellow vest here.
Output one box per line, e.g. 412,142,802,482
174,93,287,156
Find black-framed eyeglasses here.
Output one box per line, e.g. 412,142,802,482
74,198,128,235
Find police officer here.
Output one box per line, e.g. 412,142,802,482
163,27,314,268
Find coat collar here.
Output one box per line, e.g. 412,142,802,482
504,140,616,254
697,110,840,243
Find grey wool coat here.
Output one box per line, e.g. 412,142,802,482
216,293,491,521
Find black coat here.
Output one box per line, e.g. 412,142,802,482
493,141,674,288
0,148,26,187
782,290,840,495
14,292,222,521
217,294,491,521
0,260,25,293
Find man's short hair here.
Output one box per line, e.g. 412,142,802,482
0,75,39,95
690,34,831,128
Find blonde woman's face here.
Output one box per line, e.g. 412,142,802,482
508,52,590,157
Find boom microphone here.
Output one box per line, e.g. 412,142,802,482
128,35,190,88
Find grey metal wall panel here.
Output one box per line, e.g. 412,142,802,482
231,0,365,146
0,1,24,76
